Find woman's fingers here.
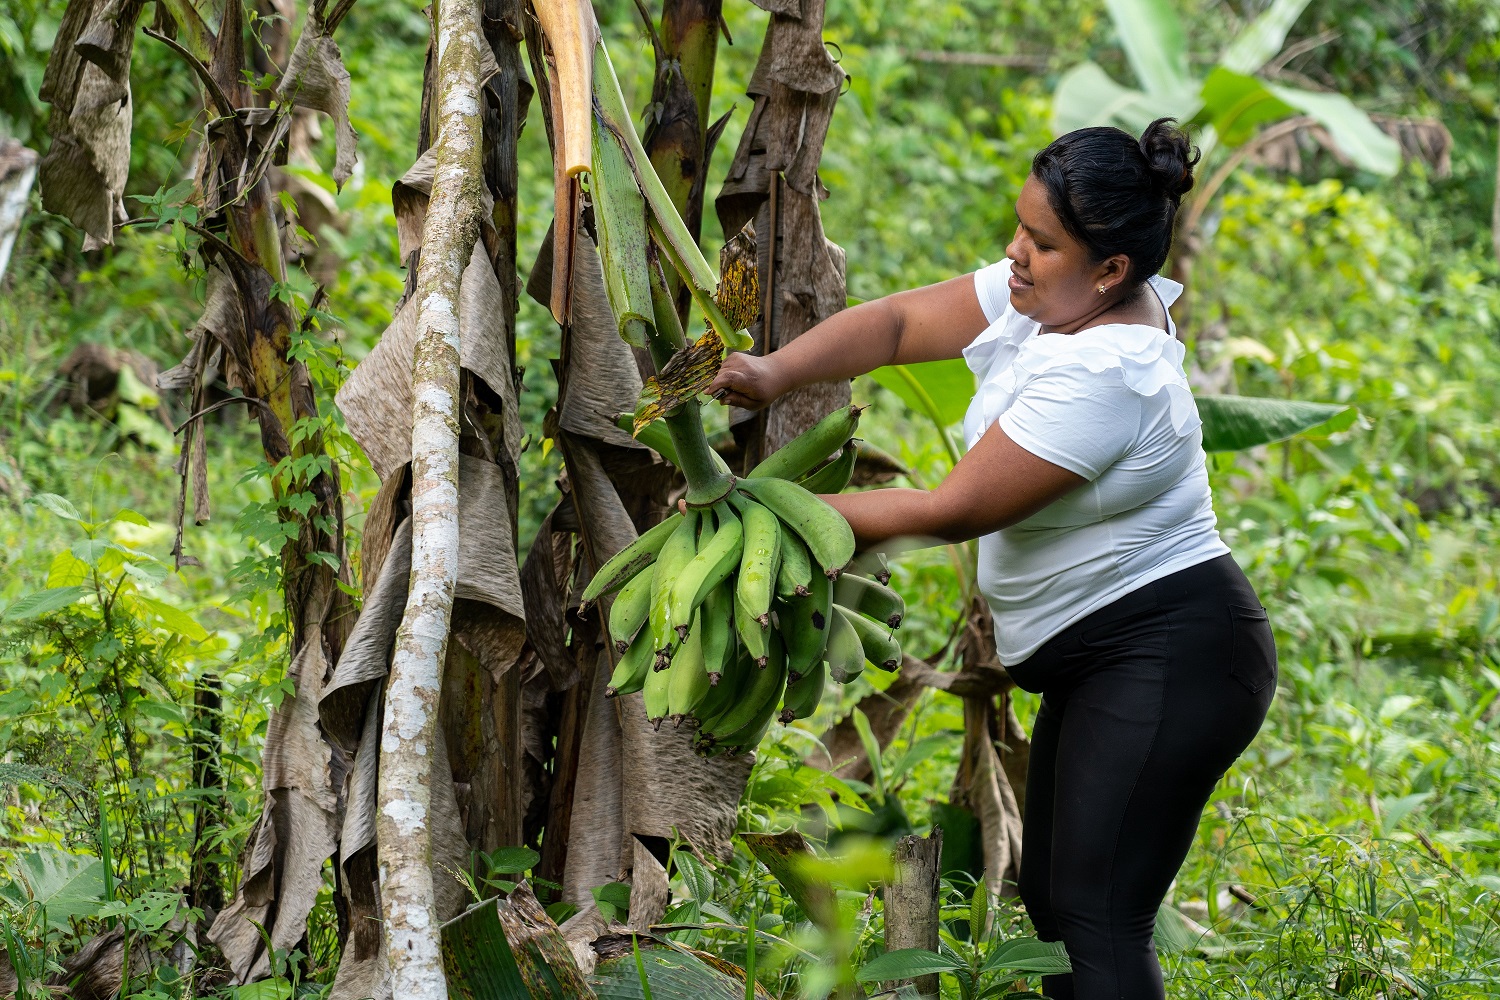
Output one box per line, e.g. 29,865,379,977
707,351,787,411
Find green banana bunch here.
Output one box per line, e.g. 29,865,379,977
583,401,908,753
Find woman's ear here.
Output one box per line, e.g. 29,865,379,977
1096,254,1132,295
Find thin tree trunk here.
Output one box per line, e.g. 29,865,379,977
376,0,484,992
886,830,943,999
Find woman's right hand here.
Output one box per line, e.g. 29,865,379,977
707,351,790,411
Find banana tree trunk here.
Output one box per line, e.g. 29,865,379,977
376,0,485,992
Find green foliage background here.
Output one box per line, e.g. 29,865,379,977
3,0,1500,996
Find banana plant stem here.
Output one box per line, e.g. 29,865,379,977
647,245,735,502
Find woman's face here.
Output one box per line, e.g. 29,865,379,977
1005,174,1125,329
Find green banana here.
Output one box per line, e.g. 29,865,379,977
580,512,683,607
737,477,856,580
699,637,785,745
779,659,826,723
643,640,674,723
849,549,893,585
648,511,701,655
605,627,655,698
834,572,905,629
607,566,654,653
823,603,866,683
836,604,901,671
734,585,770,667
781,568,832,682
776,530,814,600
796,439,857,494
667,611,711,719
692,648,750,731
669,502,742,638
747,404,863,481
700,583,734,685
731,494,781,627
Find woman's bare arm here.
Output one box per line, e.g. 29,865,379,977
822,422,1085,547
707,272,992,410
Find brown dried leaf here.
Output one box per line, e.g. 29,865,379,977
715,221,760,332
37,0,146,248
277,1,358,189
208,640,340,983
634,329,724,433
337,246,519,481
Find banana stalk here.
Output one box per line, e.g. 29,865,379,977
591,40,752,352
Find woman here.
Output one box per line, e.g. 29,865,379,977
707,119,1277,1000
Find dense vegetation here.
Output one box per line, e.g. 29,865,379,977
3,0,1500,997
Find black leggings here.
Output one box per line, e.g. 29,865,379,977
1004,554,1277,1000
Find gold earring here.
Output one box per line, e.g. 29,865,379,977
1098,285,1106,294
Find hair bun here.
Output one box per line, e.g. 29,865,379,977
1139,117,1200,201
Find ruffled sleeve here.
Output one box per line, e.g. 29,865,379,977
964,324,1201,453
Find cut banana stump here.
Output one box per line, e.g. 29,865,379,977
581,404,907,753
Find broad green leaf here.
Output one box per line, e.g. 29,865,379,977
1265,84,1401,175
979,937,1071,976
855,948,962,983
1103,0,1190,95
485,846,542,875
1219,0,1314,73
1194,69,1296,148
115,365,161,408
125,891,181,932
969,883,988,944
870,360,973,428
27,493,82,522
71,538,110,566
231,981,293,1000
673,847,715,903
1196,395,1351,452
1378,791,1432,832
46,549,90,587
1052,62,1200,137
110,508,152,527
1,849,105,932
1,585,88,621
131,596,210,641
851,708,885,804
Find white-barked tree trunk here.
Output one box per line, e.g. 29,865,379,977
375,0,485,993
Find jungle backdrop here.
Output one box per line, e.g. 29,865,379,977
2,0,1500,996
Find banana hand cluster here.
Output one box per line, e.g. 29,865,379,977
579,405,906,754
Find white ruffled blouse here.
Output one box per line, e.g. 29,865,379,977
962,259,1229,665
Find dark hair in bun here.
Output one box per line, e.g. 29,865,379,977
1030,117,1200,284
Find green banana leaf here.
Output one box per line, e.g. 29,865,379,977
1218,0,1313,74
589,935,768,1000
870,360,974,428
441,884,596,999
1196,394,1352,452
1102,0,1190,96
